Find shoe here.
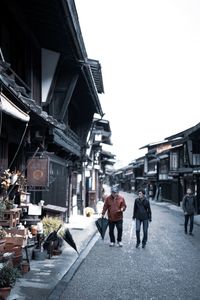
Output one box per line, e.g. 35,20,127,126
109,242,115,247
185,231,187,234
117,242,123,247
136,243,140,248
189,232,194,236
142,244,146,249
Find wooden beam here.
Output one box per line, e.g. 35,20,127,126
59,73,79,121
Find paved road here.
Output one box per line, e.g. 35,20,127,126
59,191,200,300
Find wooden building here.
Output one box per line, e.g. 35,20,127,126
84,118,114,209
110,122,200,214
0,0,104,220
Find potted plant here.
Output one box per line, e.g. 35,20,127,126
0,226,6,253
41,217,63,258
42,216,63,236
0,263,21,299
0,227,6,240
84,207,94,217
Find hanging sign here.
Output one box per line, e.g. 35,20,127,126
27,157,49,187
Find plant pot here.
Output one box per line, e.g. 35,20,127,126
0,239,6,253
52,249,62,256
0,286,11,299
4,242,14,252
12,255,22,267
5,236,24,246
32,249,47,261
13,245,22,256
21,262,30,274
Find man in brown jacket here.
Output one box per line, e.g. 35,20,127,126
102,185,127,247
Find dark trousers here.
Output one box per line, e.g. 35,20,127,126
109,220,123,243
136,219,149,245
184,214,194,233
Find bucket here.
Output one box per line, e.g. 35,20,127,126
32,249,47,261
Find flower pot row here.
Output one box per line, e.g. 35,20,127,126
0,260,30,299
0,263,21,299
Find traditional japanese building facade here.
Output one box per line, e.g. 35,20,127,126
84,118,115,210
0,0,105,220
111,123,200,214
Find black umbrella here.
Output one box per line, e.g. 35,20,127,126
62,228,78,254
95,217,109,240
43,225,63,258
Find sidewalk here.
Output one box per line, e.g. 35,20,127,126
8,214,99,300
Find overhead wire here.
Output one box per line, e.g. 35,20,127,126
8,121,29,170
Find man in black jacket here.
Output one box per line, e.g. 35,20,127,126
133,189,152,248
182,187,197,235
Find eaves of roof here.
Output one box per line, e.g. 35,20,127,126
0,72,66,131
15,0,86,61
64,0,88,60
166,122,200,140
93,118,111,133
81,65,103,116
159,144,183,155
87,59,104,94
100,150,115,159
101,159,116,166
140,139,170,150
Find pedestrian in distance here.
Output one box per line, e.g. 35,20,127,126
133,189,152,249
182,187,197,236
101,185,127,247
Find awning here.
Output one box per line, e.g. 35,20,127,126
0,93,30,122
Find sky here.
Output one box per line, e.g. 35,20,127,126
75,0,200,168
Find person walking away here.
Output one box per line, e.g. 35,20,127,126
102,185,127,247
182,187,197,236
133,189,152,248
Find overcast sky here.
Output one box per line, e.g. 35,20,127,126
75,0,200,168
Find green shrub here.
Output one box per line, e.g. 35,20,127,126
0,264,21,288
0,226,6,239
42,216,63,236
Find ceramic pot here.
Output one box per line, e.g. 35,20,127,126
12,255,22,267
0,286,11,299
21,262,30,274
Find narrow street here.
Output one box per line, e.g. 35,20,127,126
59,191,200,300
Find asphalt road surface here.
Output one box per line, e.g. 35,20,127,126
59,191,200,300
